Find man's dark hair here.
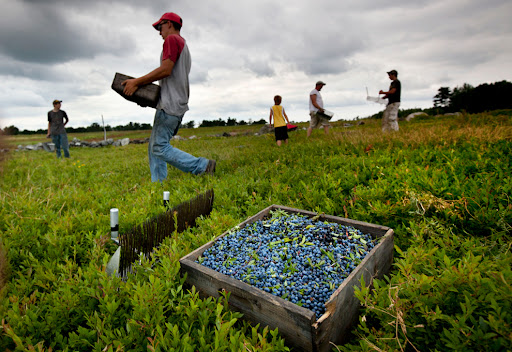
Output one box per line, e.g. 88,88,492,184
170,21,182,31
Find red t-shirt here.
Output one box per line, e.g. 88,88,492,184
162,34,185,63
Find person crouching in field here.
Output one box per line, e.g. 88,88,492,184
269,95,290,146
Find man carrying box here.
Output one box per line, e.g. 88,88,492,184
122,12,216,182
307,81,331,137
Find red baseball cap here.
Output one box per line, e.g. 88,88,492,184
152,12,183,30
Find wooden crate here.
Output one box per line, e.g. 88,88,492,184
111,72,160,108
179,205,394,352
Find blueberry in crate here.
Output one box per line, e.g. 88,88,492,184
197,210,375,318
179,205,394,352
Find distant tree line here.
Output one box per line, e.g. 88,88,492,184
433,80,512,113
369,80,512,120
198,118,265,128
1,117,268,135
369,107,433,121
1,121,153,136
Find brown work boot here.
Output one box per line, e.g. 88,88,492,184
204,159,216,175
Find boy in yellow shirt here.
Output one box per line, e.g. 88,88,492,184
269,95,290,146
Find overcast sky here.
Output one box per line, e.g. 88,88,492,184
1,0,511,130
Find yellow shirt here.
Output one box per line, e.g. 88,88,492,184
271,105,287,127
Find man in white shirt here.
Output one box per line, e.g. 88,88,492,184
307,81,330,137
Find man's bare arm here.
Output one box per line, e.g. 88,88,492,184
310,94,324,112
122,59,175,96
379,87,396,99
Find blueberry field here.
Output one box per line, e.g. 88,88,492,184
1,112,511,351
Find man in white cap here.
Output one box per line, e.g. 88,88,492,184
122,12,216,182
379,69,401,132
307,81,330,137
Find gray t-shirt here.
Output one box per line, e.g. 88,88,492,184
47,110,68,135
156,36,191,117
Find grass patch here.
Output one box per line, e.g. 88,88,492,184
0,113,511,351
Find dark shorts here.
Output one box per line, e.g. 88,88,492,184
274,126,288,141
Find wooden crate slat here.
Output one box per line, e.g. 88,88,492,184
181,259,316,349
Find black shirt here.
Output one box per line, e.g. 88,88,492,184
388,79,401,104
48,110,68,135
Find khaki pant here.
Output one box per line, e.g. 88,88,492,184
309,111,331,129
382,102,400,132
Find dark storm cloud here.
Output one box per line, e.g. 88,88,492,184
242,55,276,77
189,1,369,77
1,0,512,130
0,0,136,67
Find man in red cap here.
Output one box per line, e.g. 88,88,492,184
122,12,216,182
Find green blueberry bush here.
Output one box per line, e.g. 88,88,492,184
1,112,511,351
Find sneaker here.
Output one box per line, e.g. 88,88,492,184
204,159,216,175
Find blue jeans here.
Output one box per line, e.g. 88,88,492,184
52,133,70,158
148,109,208,182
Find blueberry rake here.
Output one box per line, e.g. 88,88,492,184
107,189,214,277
